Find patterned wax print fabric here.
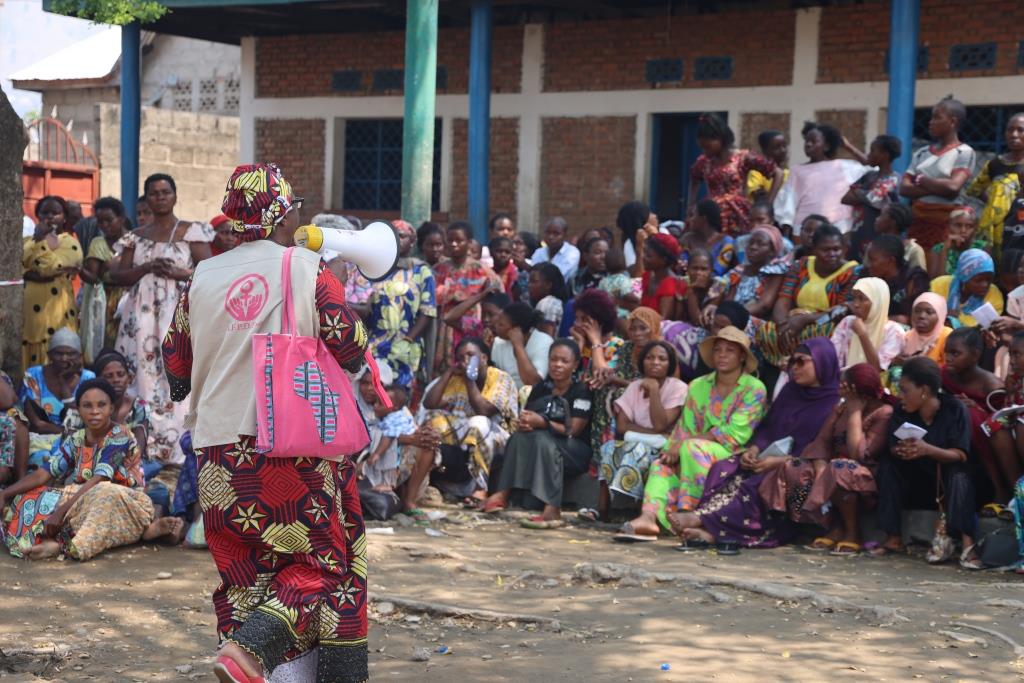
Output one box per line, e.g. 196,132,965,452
432,259,502,370
19,365,96,425
368,260,436,386
690,150,777,234
22,233,83,369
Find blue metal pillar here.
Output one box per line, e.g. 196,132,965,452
401,0,439,227
886,0,920,175
120,22,141,221
468,0,492,242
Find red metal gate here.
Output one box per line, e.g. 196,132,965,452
22,117,100,218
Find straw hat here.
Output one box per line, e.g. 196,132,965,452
698,325,758,375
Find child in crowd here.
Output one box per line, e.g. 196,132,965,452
527,262,568,338
468,238,484,261
488,236,519,298
687,199,735,276
683,249,715,326
928,207,986,279
844,134,902,259
362,386,416,493
748,129,789,203
598,246,638,325
874,203,927,272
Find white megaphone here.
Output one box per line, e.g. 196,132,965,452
293,221,399,281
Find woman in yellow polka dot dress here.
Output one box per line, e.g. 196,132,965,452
22,196,83,369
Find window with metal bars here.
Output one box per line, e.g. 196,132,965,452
913,104,1024,154
342,119,441,211
645,58,683,84
331,70,362,93
949,43,997,71
694,56,733,81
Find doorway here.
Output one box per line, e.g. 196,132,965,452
649,111,727,221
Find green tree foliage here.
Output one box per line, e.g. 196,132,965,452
50,0,168,25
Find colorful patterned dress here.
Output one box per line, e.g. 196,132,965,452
585,336,627,458
691,150,777,234
1,424,153,560
432,258,502,371
22,233,83,369
641,373,766,529
116,222,213,465
367,258,437,386
162,260,370,679
966,156,1023,252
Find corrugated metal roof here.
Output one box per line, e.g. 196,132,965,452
9,26,155,88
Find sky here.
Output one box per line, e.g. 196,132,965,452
0,0,108,117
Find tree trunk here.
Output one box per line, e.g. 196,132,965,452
0,87,27,382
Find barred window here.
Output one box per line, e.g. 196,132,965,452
172,80,193,111
198,79,218,112
342,119,441,211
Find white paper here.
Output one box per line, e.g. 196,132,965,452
758,436,794,459
624,431,667,449
971,302,999,329
894,422,928,441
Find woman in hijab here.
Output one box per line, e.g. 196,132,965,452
670,337,841,550
894,292,952,367
930,248,1004,327
829,277,905,371
161,163,371,682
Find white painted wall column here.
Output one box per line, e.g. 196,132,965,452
239,36,255,163
516,23,544,231
789,7,821,160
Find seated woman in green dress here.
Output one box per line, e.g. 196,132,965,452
616,326,767,540
0,379,180,561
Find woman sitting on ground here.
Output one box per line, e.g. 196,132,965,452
409,338,518,510
617,326,766,540
760,363,895,555
871,357,981,568
571,289,626,456
528,262,569,338
941,327,1007,502
0,379,181,560
663,300,754,382
829,277,905,371
930,248,1004,328
0,373,28,486
594,341,687,521
891,292,952,370
87,352,150,481
862,234,929,323
669,338,841,550
484,339,593,527
490,302,554,389
756,223,858,367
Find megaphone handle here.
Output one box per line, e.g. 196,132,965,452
364,350,392,409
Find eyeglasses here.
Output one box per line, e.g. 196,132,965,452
788,356,811,368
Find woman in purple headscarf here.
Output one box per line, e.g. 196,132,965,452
668,336,840,550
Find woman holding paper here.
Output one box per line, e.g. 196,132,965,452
594,341,687,520
666,337,842,551
871,357,981,569
930,248,1003,328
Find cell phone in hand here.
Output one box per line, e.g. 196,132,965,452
466,355,479,381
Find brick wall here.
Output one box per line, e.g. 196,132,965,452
449,117,519,225
739,112,792,151
818,0,1024,83
256,26,522,98
539,116,635,235
543,11,794,92
255,118,325,222
96,104,239,221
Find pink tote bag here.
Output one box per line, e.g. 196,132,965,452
252,247,387,460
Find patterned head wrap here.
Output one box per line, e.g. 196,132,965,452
393,220,415,239
221,163,299,239
626,306,663,341
948,206,978,223
948,248,994,316
750,224,784,258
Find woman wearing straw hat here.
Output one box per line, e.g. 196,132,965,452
162,163,370,683
616,326,767,541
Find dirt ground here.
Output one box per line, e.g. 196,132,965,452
2,505,1024,682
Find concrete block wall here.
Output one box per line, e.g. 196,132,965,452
96,103,240,221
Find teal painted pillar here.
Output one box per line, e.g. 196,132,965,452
886,0,919,175
120,22,141,221
401,0,438,226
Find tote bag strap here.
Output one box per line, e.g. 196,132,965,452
364,349,393,409
280,247,296,336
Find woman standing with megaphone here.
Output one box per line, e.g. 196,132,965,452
162,163,372,683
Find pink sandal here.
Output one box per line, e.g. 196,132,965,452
214,656,265,683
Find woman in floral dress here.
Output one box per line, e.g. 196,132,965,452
110,174,212,464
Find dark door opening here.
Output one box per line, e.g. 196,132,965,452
649,111,727,221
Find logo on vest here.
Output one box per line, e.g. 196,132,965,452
225,274,269,330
